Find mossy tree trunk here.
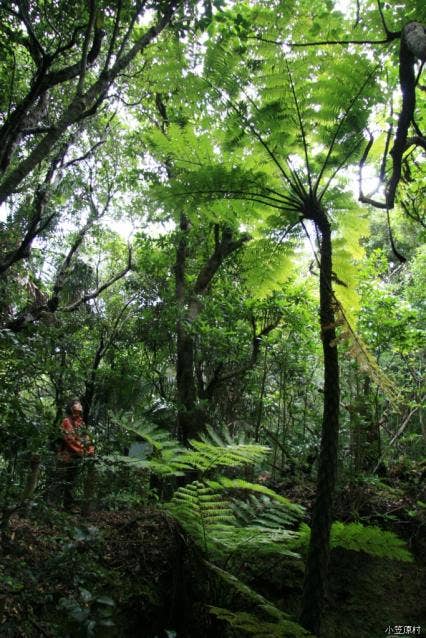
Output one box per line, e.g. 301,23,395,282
300,209,340,636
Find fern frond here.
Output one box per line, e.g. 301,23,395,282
111,413,191,476
211,525,300,558
182,428,270,473
241,237,297,299
206,562,313,637
330,522,413,562
335,302,401,407
207,478,305,518
166,481,237,554
183,440,268,472
105,453,190,477
294,521,413,562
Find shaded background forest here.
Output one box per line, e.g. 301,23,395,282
0,0,425,637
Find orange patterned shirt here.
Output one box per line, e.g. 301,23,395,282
60,416,94,461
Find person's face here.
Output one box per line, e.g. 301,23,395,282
71,402,83,417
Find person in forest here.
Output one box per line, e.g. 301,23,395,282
56,398,95,511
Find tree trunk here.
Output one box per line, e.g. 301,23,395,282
175,214,199,444
254,348,268,442
82,333,105,425
300,212,340,636
176,325,200,443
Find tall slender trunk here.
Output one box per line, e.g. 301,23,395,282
300,212,340,636
175,214,198,444
82,333,105,425
254,348,268,442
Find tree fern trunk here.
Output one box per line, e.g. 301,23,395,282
300,212,339,636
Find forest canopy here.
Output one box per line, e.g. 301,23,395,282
0,1,425,637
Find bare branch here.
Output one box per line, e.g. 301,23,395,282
48,206,105,311
61,247,133,312
405,135,426,151
354,0,361,29
104,0,123,70
247,35,399,48
401,200,426,229
17,0,46,67
358,132,388,209
63,138,106,168
376,0,391,37
385,207,406,263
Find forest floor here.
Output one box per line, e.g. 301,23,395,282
0,475,424,638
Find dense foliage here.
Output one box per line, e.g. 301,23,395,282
0,1,424,637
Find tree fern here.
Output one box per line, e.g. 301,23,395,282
240,238,297,299
228,492,304,526
334,302,402,407
167,479,303,563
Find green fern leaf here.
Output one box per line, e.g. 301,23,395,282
207,477,305,517
293,521,413,562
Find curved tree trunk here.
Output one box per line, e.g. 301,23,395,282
300,211,340,636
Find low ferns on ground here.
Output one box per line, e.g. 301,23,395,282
209,608,313,638
110,415,413,636
112,414,413,565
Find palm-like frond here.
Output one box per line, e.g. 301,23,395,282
227,491,304,525
110,412,191,476
181,425,270,473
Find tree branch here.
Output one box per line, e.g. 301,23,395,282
0,0,179,204
193,227,250,296
204,314,282,398
17,0,46,67
0,142,69,276
247,35,399,48
48,206,105,312
61,247,132,312
76,0,97,96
